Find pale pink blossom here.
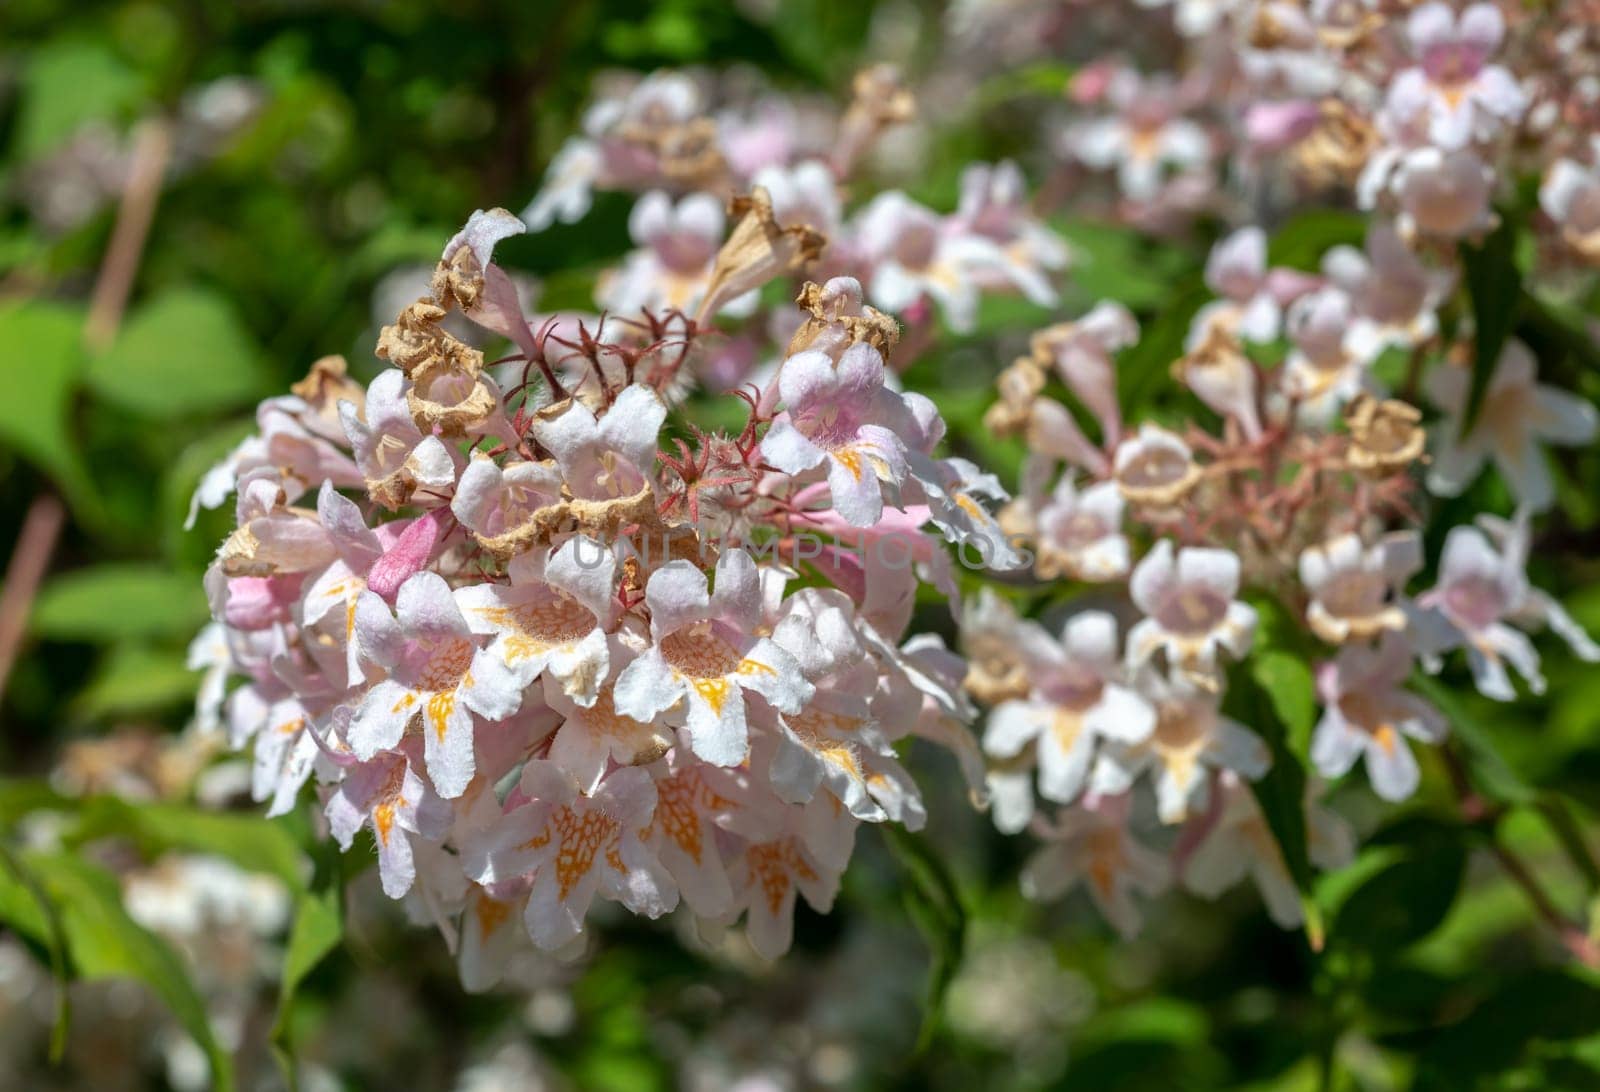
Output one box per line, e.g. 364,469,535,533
983,612,1156,817
1426,339,1598,511
1127,541,1257,684
1383,2,1525,149
1020,795,1168,938
1416,513,1600,700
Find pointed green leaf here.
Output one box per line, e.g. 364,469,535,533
31,563,209,643
881,825,965,1052
86,288,269,419
0,300,97,508
1458,218,1523,439
22,852,234,1091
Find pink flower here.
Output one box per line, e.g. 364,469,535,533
1128,541,1257,685
983,612,1156,817
1020,795,1168,938
1384,2,1525,149
760,342,910,526
349,572,529,798
1313,634,1445,801
612,549,813,767
1426,340,1598,511
1416,513,1600,700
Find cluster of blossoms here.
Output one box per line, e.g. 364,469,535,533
523,66,1070,352
975,0,1597,259
925,0,1600,938
187,176,1043,974
183,7,1600,966
972,287,1596,932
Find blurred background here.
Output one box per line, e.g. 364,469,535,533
2,1,1600,1090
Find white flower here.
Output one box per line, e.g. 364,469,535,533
1540,147,1600,263
613,549,813,766
1189,227,1297,347
453,536,619,709
983,612,1156,819
326,747,452,898
751,158,842,237
349,572,528,798
1391,147,1497,240
1282,287,1379,425
1415,512,1600,700
951,159,1070,307
1383,2,1525,150
1312,634,1445,800
759,342,910,527
451,455,564,544
728,827,841,960
1112,424,1202,510
522,139,600,230
1032,476,1130,582
1020,795,1168,939
1298,531,1422,644
853,191,1016,333
1183,771,1355,928
465,762,674,950
1426,339,1598,512
1322,222,1454,359
1127,541,1257,684
1068,70,1211,204
527,383,666,501
1092,673,1270,824
595,191,728,317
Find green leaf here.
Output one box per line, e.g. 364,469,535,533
881,825,966,1053
86,288,269,419
1266,209,1367,271
15,39,145,160
0,843,71,1059
1458,217,1523,440
979,62,1076,105
72,644,203,720
63,799,309,892
31,563,210,642
1251,650,1316,756
1057,219,1192,310
1412,673,1535,806
1414,971,1600,1091
0,300,97,507
1228,667,1316,906
271,843,344,1086
1333,836,1465,955
1116,290,1210,422
19,852,234,1091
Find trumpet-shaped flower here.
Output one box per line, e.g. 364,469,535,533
1416,514,1600,700
760,342,910,527
349,572,527,798
1127,541,1257,684
983,612,1156,812
1426,340,1598,512
613,550,813,766
1020,795,1168,939
1384,2,1525,149
1298,531,1422,645
1312,634,1445,800
454,536,619,709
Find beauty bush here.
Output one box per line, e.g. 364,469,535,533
187,0,1600,988
187,69,1063,977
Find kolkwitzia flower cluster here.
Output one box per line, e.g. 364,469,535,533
974,264,1595,936
190,193,1022,977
